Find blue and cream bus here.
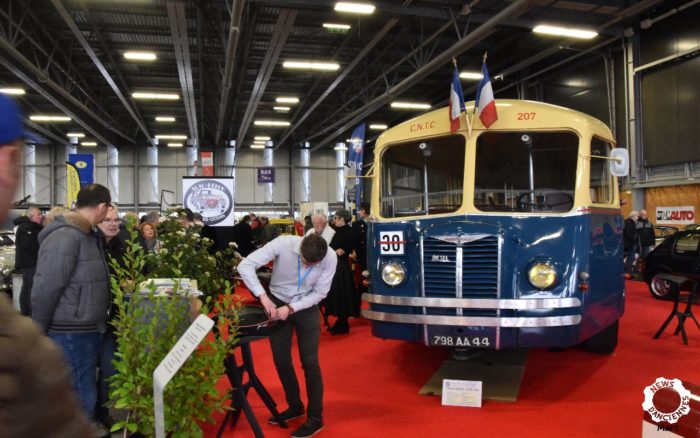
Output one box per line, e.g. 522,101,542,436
362,100,628,353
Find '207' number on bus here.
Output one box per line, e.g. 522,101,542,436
517,112,536,120
380,233,403,252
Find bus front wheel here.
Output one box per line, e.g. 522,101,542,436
582,320,618,354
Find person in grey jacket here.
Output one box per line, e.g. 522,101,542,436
31,183,112,428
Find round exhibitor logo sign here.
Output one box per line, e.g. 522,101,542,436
184,180,233,226
642,377,691,424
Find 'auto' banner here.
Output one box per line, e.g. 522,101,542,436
655,206,695,224
182,177,234,226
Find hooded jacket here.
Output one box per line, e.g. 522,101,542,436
13,215,42,269
31,212,110,333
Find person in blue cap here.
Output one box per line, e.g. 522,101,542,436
0,93,93,436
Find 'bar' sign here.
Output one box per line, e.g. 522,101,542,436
258,167,275,183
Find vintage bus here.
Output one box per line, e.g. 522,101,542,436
362,100,628,354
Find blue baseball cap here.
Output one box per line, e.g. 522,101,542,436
0,93,42,145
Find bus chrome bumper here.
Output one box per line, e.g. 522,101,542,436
361,293,582,327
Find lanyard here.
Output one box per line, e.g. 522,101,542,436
297,256,314,292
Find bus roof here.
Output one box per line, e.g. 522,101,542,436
375,99,613,148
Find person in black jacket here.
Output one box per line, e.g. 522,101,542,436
95,205,126,429
623,210,639,276
351,202,370,275
325,208,357,335
636,209,656,259
13,205,43,316
232,215,254,256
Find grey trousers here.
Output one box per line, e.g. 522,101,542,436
268,295,323,420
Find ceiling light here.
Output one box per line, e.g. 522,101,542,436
390,102,431,110
254,136,271,140
276,97,299,104
132,92,180,100
533,25,597,39
124,51,157,61
369,124,387,130
66,132,85,138
155,134,188,140
459,71,483,80
0,88,26,95
168,143,183,148
29,115,72,122
250,144,265,149
283,61,340,71
81,142,97,146
253,140,267,145
274,106,290,112
155,116,176,122
254,120,291,127
323,23,351,30
334,2,375,14
334,143,348,151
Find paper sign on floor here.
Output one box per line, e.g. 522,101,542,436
441,379,482,407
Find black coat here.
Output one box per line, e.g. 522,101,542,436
232,220,254,257
623,218,638,251
636,218,655,247
352,219,368,270
13,216,42,269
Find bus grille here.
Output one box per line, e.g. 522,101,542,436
422,235,499,316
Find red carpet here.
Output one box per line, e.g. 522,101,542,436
203,281,700,437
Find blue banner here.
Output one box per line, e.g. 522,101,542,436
68,154,95,187
347,124,365,207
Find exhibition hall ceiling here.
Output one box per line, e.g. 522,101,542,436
0,0,680,151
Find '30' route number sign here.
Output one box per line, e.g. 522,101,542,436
379,231,405,255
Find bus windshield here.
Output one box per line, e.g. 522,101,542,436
474,131,578,213
381,135,465,218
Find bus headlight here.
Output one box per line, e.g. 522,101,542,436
381,263,406,287
528,262,557,289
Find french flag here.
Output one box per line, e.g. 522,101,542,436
475,62,498,128
449,65,465,133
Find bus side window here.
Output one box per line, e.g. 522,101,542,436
590,138,614,204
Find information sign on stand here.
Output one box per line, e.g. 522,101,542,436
441,379,483,408
153,314,214,438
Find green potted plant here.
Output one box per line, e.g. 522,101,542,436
108,221,242,437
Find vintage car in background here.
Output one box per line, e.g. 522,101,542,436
0,231,16,296
654,225,679,246
684,223,700,231
269,218,299,236
642,229,700,299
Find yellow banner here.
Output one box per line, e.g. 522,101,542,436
66,162,80,209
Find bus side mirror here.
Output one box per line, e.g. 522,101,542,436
609,148,629,177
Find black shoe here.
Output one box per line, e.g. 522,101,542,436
291,418,324,438
268,406,305,425
329,325,349,335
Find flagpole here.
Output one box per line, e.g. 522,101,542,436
453,57,471,135
469,51,488,137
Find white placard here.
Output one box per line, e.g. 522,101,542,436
153,314,214,438
379,230,405,255
656,206,695,225
441,379,482,408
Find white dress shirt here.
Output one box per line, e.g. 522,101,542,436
305,224,335,244
237,235,338,312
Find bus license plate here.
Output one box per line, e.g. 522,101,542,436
430,335,493,348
